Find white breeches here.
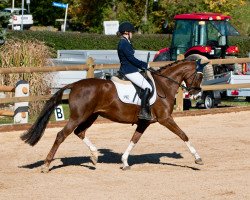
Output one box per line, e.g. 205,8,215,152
125,72,152,92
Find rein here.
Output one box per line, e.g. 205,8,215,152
148,68,200,92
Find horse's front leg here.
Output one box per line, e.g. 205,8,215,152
159,116,203,165
121,120,150,170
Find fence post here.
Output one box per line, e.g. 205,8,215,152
14,80,29,124
175,54,185,111
86,57,95,78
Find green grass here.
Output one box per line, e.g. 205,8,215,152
220,97,250,107
190,97,250,109
0,116,13,125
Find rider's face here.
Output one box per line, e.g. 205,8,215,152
129,32,133,39
123,32,132,40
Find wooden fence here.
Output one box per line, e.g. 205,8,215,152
0,85,15,116
0,57,250,110
0,81,29,123
0,57,249,74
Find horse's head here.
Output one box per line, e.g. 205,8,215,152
183,59,209,95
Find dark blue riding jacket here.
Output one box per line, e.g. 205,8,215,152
117,37,148,74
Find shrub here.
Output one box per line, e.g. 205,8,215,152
7,30,249,57
6,31,170,54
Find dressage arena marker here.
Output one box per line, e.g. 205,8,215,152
54,105,65,121
0,80,29,124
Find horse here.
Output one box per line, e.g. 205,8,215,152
21,59,207,173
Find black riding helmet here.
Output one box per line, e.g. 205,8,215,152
118,22,135,33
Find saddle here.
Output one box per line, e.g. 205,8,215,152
111,71,157,106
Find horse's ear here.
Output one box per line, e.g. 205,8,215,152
196,59,210,73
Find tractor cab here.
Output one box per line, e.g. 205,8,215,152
154,13,240,61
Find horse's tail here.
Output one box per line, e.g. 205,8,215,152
20,84,72,146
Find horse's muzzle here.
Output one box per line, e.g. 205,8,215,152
188,87,202,95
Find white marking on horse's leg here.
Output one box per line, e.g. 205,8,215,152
83,137,98,165
83,137,97,151
121,141,135,169
185,141,201,160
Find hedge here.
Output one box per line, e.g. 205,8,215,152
6,30,250,57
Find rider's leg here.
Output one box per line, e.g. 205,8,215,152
125,72,152,91
125,72,152,120
138,88,152,120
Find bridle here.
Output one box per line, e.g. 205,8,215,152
148,67,202,92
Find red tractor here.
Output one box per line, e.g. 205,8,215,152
154,12,240,61
154,12,242,109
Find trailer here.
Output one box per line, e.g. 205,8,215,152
196,61,250,109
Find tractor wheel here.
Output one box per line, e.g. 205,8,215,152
186,54,214,81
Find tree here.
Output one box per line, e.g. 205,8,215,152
150,0,246,33
3,0,246,34
204,0,246,14
30,0,67,26
0,0,8,9
68,0,152,32
0,0,10,45
68,0,112,32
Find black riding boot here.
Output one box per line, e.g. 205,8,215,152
138,88,152,120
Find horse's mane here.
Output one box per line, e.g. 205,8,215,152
158,59,187,72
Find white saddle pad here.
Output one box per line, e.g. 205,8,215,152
111,73,157,106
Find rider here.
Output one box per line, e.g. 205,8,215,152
117,21,152,121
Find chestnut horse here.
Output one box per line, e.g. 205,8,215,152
21,59,206,172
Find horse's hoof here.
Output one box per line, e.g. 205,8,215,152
195,158,204,165
90,151,98,165
122,166,131,171
90,156,98,166
41,166,49,173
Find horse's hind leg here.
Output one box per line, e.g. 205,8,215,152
74,114,99,165
121,120,150,170
159,117,203,165
41,119,78,173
